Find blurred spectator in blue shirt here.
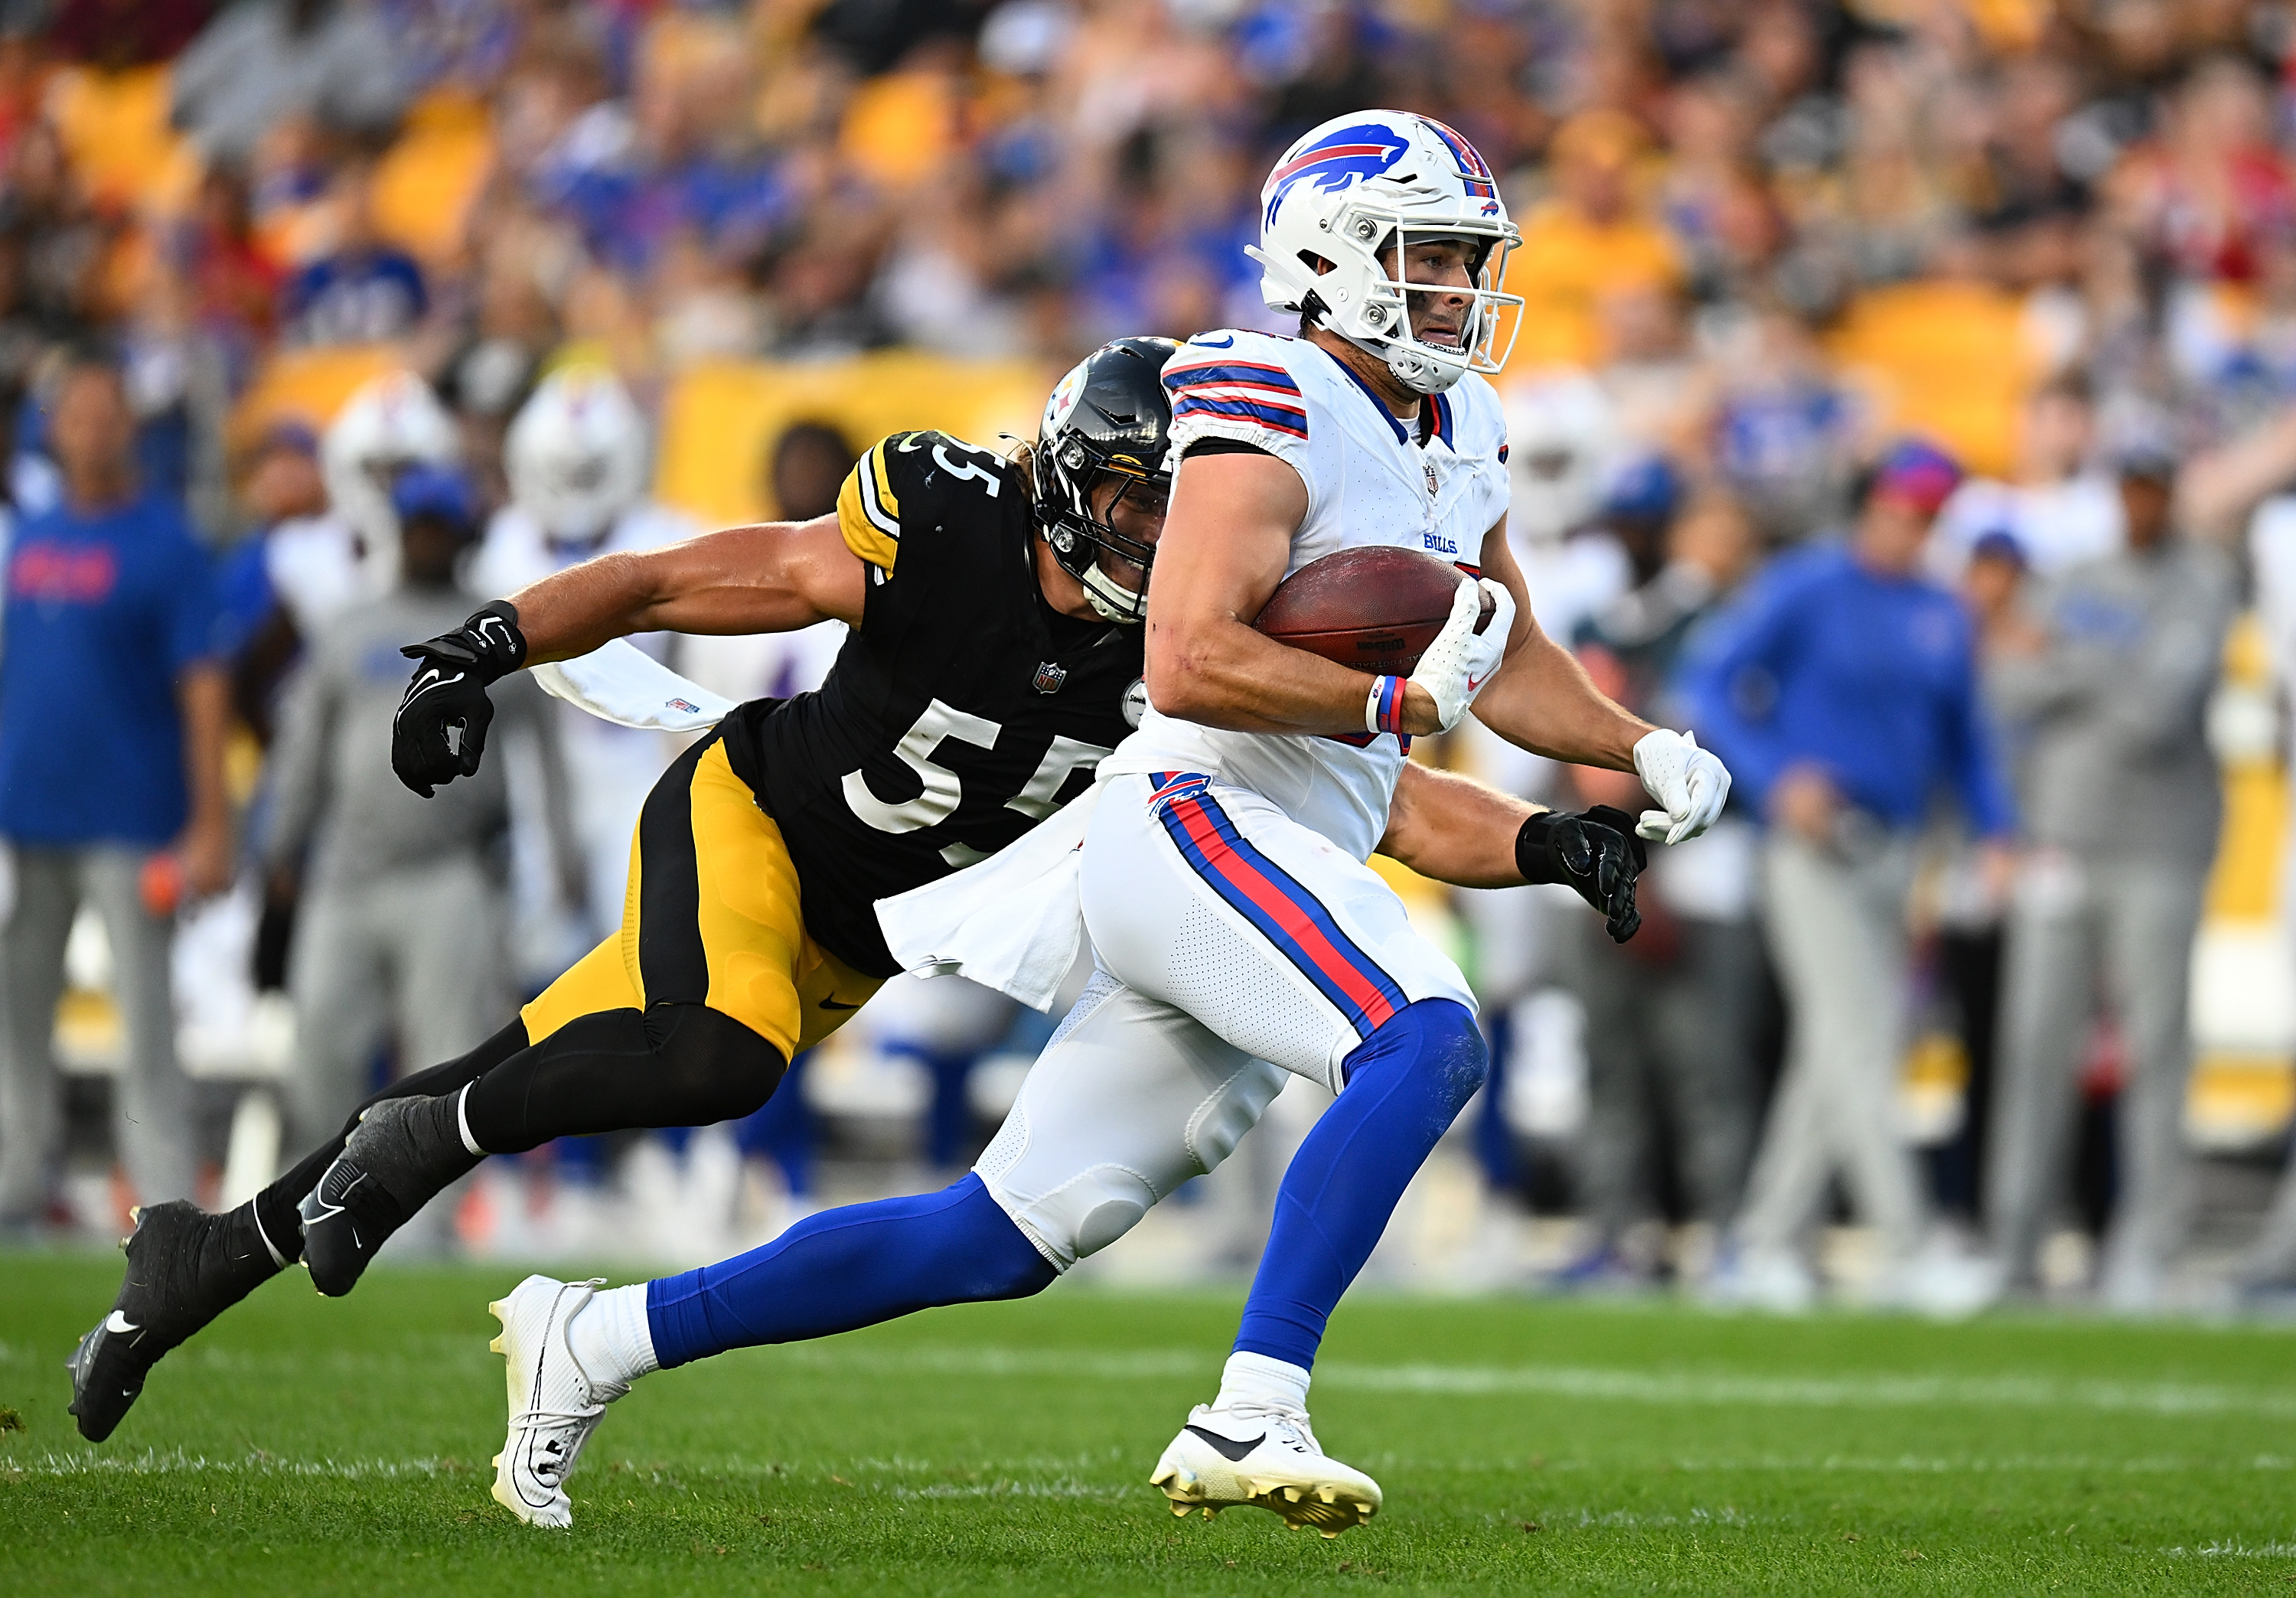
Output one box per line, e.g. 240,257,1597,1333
279,167,428,347
0,353,230,1231
1684,439,2013,1314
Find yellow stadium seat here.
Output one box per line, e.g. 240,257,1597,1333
1827,280,2034,478
653,353,1052,527
1501,200,1681,370
44,64,202,216
370,91,497,263
840,71,957,191
228,344,403,450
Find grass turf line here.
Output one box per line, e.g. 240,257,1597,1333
5,1253,2296,1594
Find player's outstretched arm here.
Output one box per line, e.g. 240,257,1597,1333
1148,452,1463,736
1378,761,1537,887
1380,763,1644,941
392,514,866,796
509,513,866,664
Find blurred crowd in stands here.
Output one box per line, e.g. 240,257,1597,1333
9,0,2296,1313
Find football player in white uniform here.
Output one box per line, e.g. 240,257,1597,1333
486,113,1730,1536
297,370,462,615
474,367,697,941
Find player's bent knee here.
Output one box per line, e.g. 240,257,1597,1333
646,1003,790,1125
983,1163,1158,1273
1352,998,1488,1112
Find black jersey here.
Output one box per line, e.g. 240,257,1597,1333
719,430,1144,977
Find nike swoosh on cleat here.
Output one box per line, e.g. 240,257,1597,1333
104,1311,139,1335
1185,1425,1265,1462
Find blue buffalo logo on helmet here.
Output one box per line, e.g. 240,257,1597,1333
1250,110,1525,396
1261,122,1414,228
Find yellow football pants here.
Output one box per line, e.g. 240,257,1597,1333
519,734,882,1062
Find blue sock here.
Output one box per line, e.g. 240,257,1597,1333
1234,999,1487,1370
646,1172,1056,1368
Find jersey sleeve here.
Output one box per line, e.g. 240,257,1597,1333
835,434,910,575
1163,332,1313,465
834,430,1016,582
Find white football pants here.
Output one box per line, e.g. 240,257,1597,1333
975,771,1475,1270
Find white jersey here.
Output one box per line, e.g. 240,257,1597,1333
1100,328,1511,859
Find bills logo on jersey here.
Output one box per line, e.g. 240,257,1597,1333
1263,122,1412,227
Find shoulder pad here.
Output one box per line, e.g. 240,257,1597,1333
835,431,1015,574
1163,331,1310,453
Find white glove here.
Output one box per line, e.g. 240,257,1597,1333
1403,576,1515,733
1632,728,1731,844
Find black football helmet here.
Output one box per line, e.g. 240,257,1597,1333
1035,335,1179,623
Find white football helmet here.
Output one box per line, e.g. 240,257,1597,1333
1251,110,1523,396
506,367,650,544
322,370,461,558
1501,370,1617,544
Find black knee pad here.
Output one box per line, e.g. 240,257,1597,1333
641,1003,789,1126
461,1003,788,1153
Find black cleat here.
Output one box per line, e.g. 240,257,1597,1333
297,1148,413,1298
67,1201,280,1443
298,1097,471,1297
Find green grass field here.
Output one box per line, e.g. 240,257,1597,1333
6,1253,2296,1594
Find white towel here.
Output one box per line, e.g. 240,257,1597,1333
875,781,1104,1011
531,638,735,733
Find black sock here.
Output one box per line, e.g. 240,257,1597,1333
253,1017,531,1259
462,1003,786,1154
209,1201,290,1296
349,1092,482,1213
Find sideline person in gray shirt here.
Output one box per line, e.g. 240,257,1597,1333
265,465,575,1150
1984,442,2236,1310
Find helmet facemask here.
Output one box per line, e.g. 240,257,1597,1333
1260,208,1522,396
1042,448,1168,624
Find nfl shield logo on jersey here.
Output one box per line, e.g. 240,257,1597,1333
1033,660,1068,695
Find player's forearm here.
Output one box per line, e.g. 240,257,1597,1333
1146,614,1394,735
508,521,854,664
1378,763,1538,888
1470,630,1650,769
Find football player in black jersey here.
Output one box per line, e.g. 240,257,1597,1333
64,337,1200,1441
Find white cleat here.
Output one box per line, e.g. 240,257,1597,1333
488,1274,623,1528
1149,1402,1381,1538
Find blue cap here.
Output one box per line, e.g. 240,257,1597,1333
1969,527,2026,568
390,462,478,533
1602,455,1683,523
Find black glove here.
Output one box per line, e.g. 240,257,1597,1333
391,601,527,797
1516,804,1647,944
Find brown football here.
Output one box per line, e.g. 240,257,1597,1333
1253,546,1491,677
